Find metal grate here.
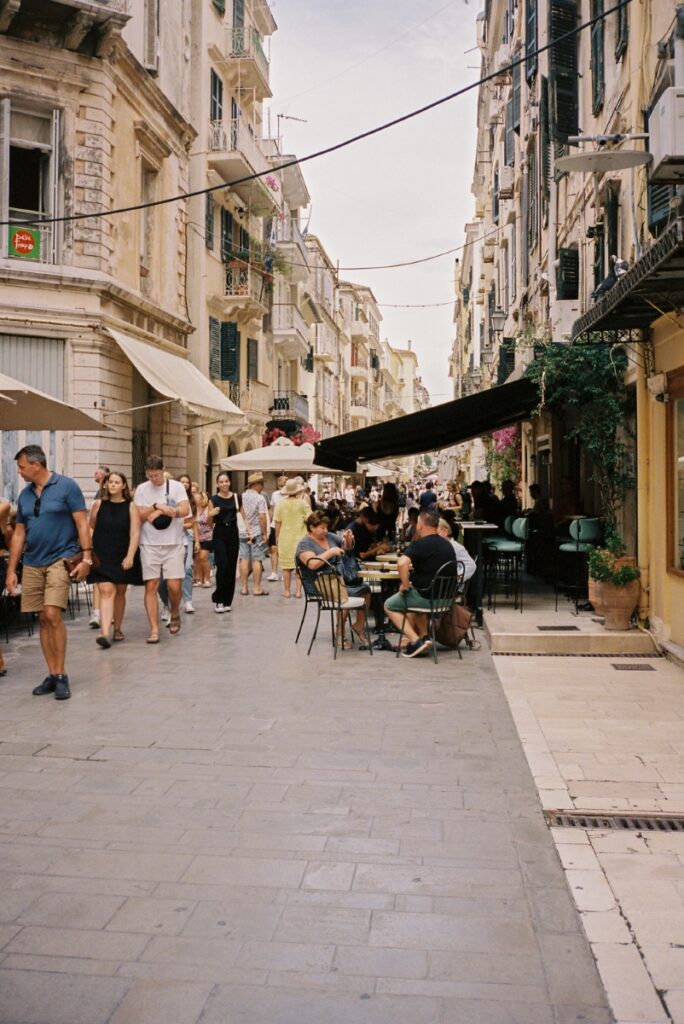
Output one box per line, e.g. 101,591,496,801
493,652,661,658
536,626,580,631
612,663,655,671
546,810,684,832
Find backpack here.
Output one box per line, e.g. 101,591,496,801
434,603,474,648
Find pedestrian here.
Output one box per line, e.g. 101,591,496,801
5,444,92,700
88,463,110,630
238,472,270,596
178,474,199,614
274,478,309,598
89,472,141,648
267,475,287,582
195,490,213,587
208,471,239,613
133,455,189,643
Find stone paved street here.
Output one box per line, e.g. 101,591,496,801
0,587,611,1024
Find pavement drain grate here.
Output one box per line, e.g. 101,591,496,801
611,663,656,671
545,811,684,832
493,652,661,658
536,626,580,631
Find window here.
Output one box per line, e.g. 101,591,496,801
210,70,223,123
549,0,578,144
220,207,234,262
0,101,60,263
209,316,221,378
143,0,159,71
525,0,538,81
590,0,605,116
247,337,258,380
648,183,675,238
221,321,240,381
668,368,684,574
615,0,628,60
504,99,515,166
512,62,521,132
205,194,214,251
527,146,538,252
139,164,156,291
492,168,500,225
557,247,579,299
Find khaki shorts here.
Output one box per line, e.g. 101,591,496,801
140,544,185,582
21,559,71,613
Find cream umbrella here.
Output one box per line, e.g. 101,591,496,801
0,372,111,431
221,437,340,473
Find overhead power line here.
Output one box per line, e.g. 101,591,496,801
0,0,630,236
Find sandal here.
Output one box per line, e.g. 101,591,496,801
96,635,111,649
168,617,181,635
146,632,160,644
240,589,249,596
113,629,125,642
351,626,370,645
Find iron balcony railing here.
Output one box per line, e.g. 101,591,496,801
272,303,309,340
231,26,270,83
271,390,309,421
208,116,270,177
225,259,266,305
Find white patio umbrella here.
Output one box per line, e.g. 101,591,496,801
0,371,111,431
220,437,340,473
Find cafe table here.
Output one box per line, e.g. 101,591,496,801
358,565,401,652
459,521,499,626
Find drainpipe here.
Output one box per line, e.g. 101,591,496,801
636,349,651,624
675,6,684,86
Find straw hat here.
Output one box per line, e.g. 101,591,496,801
284,478,305,496
247,472,264,485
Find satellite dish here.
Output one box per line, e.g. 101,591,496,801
556,150,652,173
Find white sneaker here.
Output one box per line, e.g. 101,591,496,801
214,603,226,613
267,572,279,582
160,608,171,623
184,601,195,614
224,605,232,612
89,613,100,629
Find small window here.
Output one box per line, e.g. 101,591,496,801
210,70,223,123
1,101,60,264
139,164,157,291
247,337,258,380
205,194,214,251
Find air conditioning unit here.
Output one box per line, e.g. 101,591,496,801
499,165,514,199
649,87,684,182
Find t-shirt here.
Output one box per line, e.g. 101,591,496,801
419,490,437,510
349,520,376,558
16,472,85,567
241,488,268,540
449,539,477,582
404,533,457,594
295,531,342,594
134,479,187,546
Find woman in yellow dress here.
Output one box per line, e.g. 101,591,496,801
274,478,310,598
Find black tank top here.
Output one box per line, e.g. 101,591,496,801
211,493,238,530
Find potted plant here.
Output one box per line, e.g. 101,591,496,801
587,531,641,630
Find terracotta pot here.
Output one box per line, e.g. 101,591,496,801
588,578,640,630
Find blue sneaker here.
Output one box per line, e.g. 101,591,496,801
401,637,432,659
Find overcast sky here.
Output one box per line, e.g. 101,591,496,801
266,0,479,404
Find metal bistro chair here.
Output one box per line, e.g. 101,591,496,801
395,559,465,664
555,517,602,613
305,558,372,660
294,563,321,645
485,516,528,613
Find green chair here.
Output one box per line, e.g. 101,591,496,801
485,517,528,613
555,518,602,612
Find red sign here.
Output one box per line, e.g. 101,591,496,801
12,230,35,254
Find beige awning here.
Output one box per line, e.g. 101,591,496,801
0,371,111,431
105,328,246,423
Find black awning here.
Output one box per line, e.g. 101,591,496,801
572,217,684,341
315,376,539,471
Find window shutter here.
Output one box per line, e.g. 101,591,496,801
213,0,226,14
304,346,314,373
540,77,551,201
492,168,500,225
556,247,579,299
209,317,221,378
143,0,159,71
221,321,240,382
590,0,605,116
615,1,628,60
247,337,258,380
549,0,578,143
0,98,8,259
647,184,674,237
205,195,214,251
512,62,521,131
504,100,515,166
593,226,605,289
220,208,233,262
210,70,223,123
527,148,538,251
605,185,619,259
525,0,537,81
239,225,250,261
521,175,529,287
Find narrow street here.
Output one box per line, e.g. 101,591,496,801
0,590,610,1023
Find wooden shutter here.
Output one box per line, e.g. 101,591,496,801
239,225,250,261
210,70,223,123
605,186,619,259
549,0,578,143
504,100,515,166
557,248,579,299
615,1,628,60
220,208,233,262
205,195,214,251
525,0,537,81
527,147,538,251
213,0,226,13
492,169,500,225
209,317,221,378
594,227,605,289
0,98,9,258
648,184,675,237
247,337,258,380
143,0,159,71
590,0,605,116
221,321,240,382
521,175,529,287
512,62,521,131
304,346,314,373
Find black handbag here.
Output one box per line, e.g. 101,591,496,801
151,479,173,530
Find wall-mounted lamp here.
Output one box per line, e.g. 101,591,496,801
490,306,507,336
647,373,669,402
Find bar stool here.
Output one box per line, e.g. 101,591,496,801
555,518,601,613
485,517,528,613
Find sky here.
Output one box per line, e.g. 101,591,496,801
266,0,479,405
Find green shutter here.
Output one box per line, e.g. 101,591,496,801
594,226,605,290
220,208,233,262
512,62,521,131
549,0,578,143
221,321,240,382
605,185,619,260
304,346,314,373
540,76,551,202
209,317,221,378
504,100,515,166
647,184,674,237
590,0,605,116
615,1,628,60
205,194,214,251
492,169,500,225
213,0,225,14
210,69,223,122
525,0,537,81
238,226,250,261
527,147,538,251
247,337,258,380
557,248,579,300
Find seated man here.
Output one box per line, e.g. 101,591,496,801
349,506,391,561
384,509,456,658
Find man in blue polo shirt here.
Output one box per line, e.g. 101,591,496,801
6,445,92,700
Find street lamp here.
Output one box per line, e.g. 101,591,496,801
490,306,507,337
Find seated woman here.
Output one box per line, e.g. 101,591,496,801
295,510,371,648
438,518,476,582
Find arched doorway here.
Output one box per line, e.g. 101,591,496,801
205,440,219,494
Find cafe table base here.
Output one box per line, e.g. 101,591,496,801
359,569,402,653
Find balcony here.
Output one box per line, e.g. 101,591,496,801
270,390,309,424
350,348,369,377
350,319,369,342
274,217,309,282
314,323,337,362
272,303,310,360
228,379,271,419
224,258,269,323
208,117,281,215
1,0,129,52
219,26,272,100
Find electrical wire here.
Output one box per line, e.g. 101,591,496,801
0,0,631,234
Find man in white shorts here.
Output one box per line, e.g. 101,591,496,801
134,455,189,643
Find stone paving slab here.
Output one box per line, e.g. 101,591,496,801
0,587,610,1022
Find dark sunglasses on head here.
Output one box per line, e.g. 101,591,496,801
33,497,41,517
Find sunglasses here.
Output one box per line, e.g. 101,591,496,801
34,497,41,517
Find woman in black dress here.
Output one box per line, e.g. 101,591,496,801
208,471,239,613
89,472,141,648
